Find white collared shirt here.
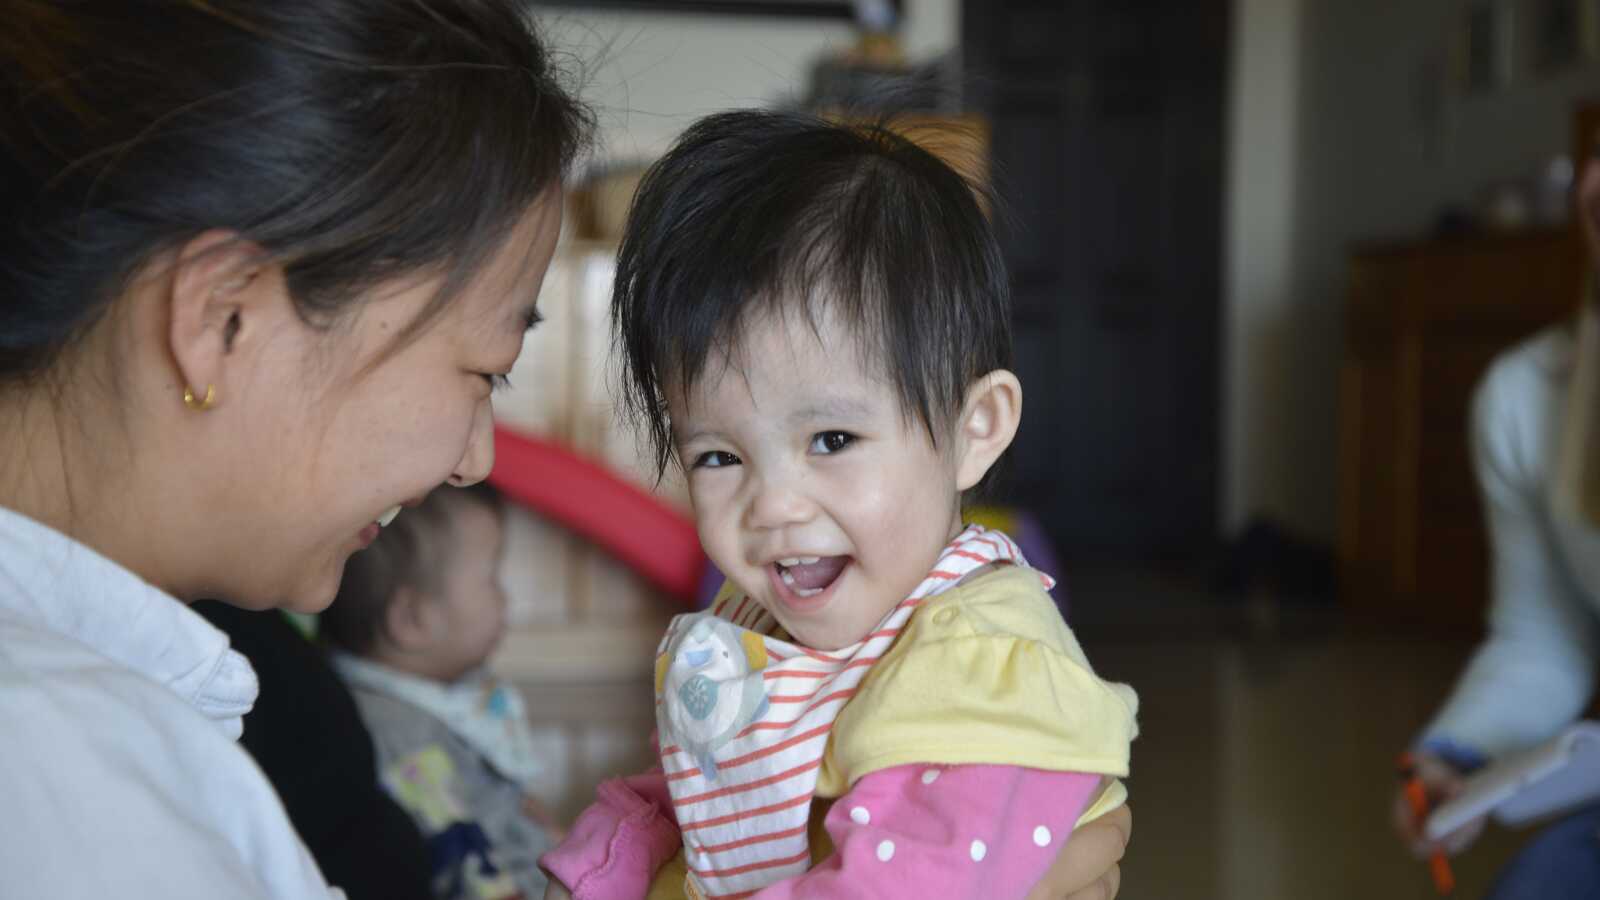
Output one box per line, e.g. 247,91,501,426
0,505,343,899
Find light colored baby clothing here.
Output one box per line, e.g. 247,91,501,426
334,654,553,900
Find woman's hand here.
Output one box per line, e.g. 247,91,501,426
1025,803,1131,900
1390,751,1484,858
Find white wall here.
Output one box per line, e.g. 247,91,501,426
1222,0,1307,536
1223,0,1600,541
535,2,959,163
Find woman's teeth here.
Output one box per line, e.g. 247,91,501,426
377,505,402,528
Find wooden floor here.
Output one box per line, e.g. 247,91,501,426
1087,633,1530,899
513,590,1538,900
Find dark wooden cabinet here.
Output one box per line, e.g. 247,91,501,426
1341,102,1599,632
1338,229,1584,632
964,0,1228,559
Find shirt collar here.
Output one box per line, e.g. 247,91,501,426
0,505,258,739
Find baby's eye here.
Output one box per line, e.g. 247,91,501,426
693,450,741,469
810,431,855,455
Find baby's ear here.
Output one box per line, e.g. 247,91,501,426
954,370,1022,491
382,585,440,652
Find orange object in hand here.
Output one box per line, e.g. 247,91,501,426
1397,752,1456,895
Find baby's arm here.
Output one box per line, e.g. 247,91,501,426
539,770,681,900
748,763,1101,899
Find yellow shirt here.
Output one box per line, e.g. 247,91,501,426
818,565,1137,798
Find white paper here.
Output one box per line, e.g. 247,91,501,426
1425,721,1600,840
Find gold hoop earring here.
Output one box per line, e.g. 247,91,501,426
183,384,216,411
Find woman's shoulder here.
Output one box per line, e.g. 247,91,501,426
1472,325,1572,489
0,615,264,780
1479,326,1573,409
0,618,327,898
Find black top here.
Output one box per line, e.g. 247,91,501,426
195,601,434,900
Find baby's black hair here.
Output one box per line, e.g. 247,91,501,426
611,109,1012,478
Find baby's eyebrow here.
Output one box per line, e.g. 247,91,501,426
787,397,874,424
671,423,713,447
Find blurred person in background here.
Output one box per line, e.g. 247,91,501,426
323,484,562,900
1393,152,1600,898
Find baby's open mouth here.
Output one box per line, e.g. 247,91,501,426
774,556,849,598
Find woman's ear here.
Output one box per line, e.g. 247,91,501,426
382,585,441,653
954,370,1023,492
165,229,282,410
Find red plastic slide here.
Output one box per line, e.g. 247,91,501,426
488,425,706,605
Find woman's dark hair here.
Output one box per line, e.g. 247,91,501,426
321,483,502,656
1,0,592,381
611,109,1011,479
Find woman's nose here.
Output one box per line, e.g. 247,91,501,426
448,400,496,487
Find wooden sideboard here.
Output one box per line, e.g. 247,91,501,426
1341,99,1599,633
1338,228,1584,631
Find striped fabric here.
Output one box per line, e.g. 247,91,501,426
654,525,1053,899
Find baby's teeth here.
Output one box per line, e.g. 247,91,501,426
778,567,821,597
778,557,801,568
377,505,402,527
796,556,819,565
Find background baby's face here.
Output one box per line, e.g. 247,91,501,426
425,500,510,679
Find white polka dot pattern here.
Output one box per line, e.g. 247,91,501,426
1033,825,1052,847
877,840,896,862
850,806,871,825
970,839,987,862
921,769,940,785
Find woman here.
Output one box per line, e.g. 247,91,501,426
1,2,583,897
0,2,1127,897
1393,156,1600,896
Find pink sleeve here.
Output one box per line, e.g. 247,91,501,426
749,765,1101,900
538,770,681,900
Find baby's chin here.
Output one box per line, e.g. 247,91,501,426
771,610,880,652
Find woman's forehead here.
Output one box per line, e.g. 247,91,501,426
455,193,563,332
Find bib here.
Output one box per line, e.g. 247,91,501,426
654,525,1050,898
